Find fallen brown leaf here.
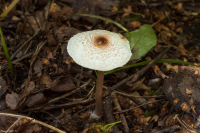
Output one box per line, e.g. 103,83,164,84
122,5,132,18
131,21,141,28
37,74,52,87
27,93,46,107
22,81,35,97
51,77,75,92
138,116,151,125
49,2,61,16
186,89,193,95
33,124,42,132
34,58,43,77
6,92,20,109
133,108,143,118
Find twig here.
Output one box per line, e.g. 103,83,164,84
174,114,197,133
0,18,23,27
153,125,181,133
13,41,47,109
146,57,169,79
0,51,34,71
24,41,33,55
0,113,66,133
71,67,96,80
40,110,63,124
164,101,182,128
25,79,93,111
47,78,92,104
153,65,169,79
41,90,94,111
109,45,171,91
114,90,164,98
115,89,147,111
12,51,34,63
78,85,95,101
6,118,22,132
116,11,145,18
115,0,191,7
113,99,166,114
11,28,41,60
28,40,47,77
151,13,170,27
111,92,129,133
0,28,41,72
104,90,120,133
20,0,34,35
76,103,96,114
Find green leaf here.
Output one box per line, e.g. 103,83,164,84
125,24,157,60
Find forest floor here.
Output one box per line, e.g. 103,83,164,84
0,0,200,133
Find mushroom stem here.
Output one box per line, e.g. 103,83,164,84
94,71,104,116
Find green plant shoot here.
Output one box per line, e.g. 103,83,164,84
0,27,14,78
94,121,121,133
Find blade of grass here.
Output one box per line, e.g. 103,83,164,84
0,27,14,78
0,0,20,21
76,14,129,32
95,70,98,77
104,59,199,75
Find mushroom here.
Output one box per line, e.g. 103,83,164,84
67,30,132,117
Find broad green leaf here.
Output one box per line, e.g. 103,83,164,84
125,24,157,60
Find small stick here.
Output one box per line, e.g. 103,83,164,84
109,45,171,91
0,18,23,27
25,87,94,111
151,13,170,27
113,99,166,114
104,91,120,133
28,40,47,77
40,110,63,124
114,90,164,98
1,51,34,71
24,78,92,111
20,0,34,35
0,28,41,72
11,28,41,60
41,91,94,111
111,92,129,133
174,114,197,132
76,103,96,114
0,113,66,133
153,125,181,133
6,118,22,132
48,78,92,104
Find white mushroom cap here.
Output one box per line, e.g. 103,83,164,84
67,30,132,71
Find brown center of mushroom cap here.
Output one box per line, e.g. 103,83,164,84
94,36,109,48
